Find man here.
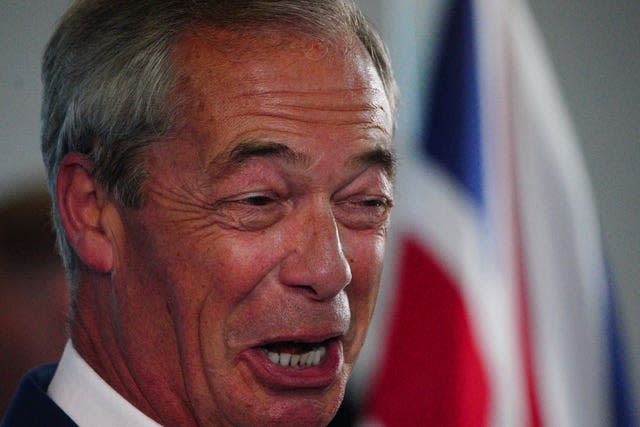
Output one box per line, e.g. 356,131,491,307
2,0,397,426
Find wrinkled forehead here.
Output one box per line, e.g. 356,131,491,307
160,25,393,179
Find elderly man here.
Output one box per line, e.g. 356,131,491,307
2,0,397,425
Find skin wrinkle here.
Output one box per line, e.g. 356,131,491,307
231,88,384,109
75,274,167,422
146,168,291,235
109,223,178,422
230,112,387,129
223,293,351,354
104,218,138,406
225,90,390,130
145,191,235,244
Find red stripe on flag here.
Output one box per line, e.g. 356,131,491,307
505,35,544,427
514,223,544,427
365,236,489,426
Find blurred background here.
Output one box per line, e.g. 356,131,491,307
1,0,638,418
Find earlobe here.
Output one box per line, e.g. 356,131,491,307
56,153,115,273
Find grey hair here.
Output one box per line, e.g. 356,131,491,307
42,0,398,301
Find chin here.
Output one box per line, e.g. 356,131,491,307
222,375,348,427
259,389,346,427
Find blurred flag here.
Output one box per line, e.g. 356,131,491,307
361,0,637,426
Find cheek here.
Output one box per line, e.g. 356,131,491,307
157,229,286,421
346,232,386,297
342,233,385,358
197,231,284,306
193,230,286,343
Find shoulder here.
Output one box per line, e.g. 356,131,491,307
1,364,77,427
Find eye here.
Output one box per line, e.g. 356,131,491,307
334,195,394,230
360,198,390,208
242,194,276,206
212,191,290,231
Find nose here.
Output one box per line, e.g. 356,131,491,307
278,201,352,300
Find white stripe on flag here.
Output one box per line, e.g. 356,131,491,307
505,0,613,425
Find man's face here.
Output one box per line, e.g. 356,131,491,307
112,29,393,426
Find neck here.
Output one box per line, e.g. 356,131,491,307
69,276,171,426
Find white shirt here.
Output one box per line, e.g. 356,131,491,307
47,341,162,427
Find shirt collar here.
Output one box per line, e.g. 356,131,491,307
47,340,162,427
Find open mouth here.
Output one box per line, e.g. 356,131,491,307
242,338,344,389
262,341,328,369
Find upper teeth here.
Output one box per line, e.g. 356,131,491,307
265,346,327,368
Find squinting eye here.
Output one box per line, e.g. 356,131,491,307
242,195,275,206
361,198,388,207
212,192,289,231
334,195,394,230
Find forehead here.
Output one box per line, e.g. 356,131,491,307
177,26,373,81
173,27,391,121
166,26,393,172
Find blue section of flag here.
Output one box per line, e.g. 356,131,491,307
423,0,483,207
605,264,639,427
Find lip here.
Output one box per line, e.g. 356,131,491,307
239,338,344,390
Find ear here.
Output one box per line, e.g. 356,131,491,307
56,153,115,273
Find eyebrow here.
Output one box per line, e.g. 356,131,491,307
206,141,308,178
348,145,397,179
228,141,310,167
208,140,396,179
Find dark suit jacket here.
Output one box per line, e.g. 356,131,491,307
1,364,77,427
